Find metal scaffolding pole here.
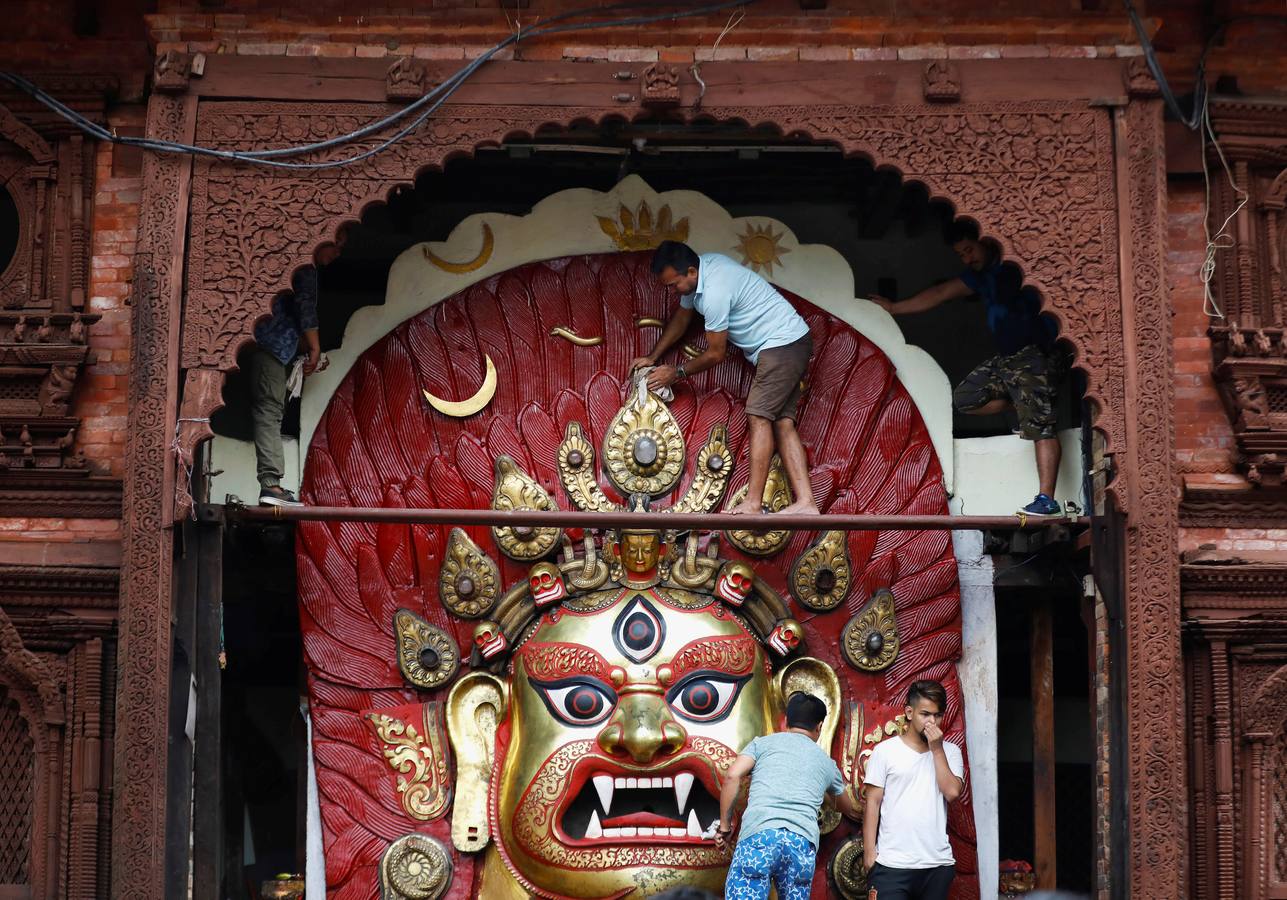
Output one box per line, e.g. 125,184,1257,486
228,502,1085,531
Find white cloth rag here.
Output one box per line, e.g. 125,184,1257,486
286,352,328,399
632,366,674,403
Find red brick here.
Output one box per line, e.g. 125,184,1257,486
800,46,851,61
659,48,695,63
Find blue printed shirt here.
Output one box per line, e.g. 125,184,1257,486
679,253,809,364
254,267,319,365
959,261,1056,356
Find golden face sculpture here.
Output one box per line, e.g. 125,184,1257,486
490,589,775,897
615,531,665,580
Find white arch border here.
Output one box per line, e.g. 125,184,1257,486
301,174,955,491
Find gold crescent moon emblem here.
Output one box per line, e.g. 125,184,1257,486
422,355,497,418
423,223,494,274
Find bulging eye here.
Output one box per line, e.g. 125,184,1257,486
534,678,617,726
667,672,748,723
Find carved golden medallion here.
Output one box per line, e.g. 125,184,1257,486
394,609,460,688
558,422,621,513
421,355,497,418
602,386,686,498
379,833,453,900
670,424,733,515
367,704,453,822
829,836,869,900
437,528,501,618
734,222,790,276
490,456,562,561
597,200,689,251
724,455,792,557
790,530,851,612
842,588,900,672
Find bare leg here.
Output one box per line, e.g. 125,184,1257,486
960,398,1011,417
730,415,774,515
1035,437,1061,497
774,417,818,515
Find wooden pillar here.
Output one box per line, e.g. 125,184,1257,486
1031,597,1057,890
193,515,225,900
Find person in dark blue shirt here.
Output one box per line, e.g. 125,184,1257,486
248,238,341,507
870,222,1067,517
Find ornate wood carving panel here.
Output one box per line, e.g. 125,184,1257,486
111,82,195,900
180,100,1125,462
0,88,114,502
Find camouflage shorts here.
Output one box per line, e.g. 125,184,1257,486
953,344,1066,441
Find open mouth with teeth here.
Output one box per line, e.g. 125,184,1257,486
557,765,723,843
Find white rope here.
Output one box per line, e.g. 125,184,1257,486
1199,89,1247,320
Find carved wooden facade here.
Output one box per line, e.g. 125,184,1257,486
0,75,121,900
1207,99,1287,485
102,52,1182,900
0,77,122,514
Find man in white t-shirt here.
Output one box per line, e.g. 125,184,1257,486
632,240,818,516
862,679,965,900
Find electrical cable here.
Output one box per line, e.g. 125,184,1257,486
0,0,758,171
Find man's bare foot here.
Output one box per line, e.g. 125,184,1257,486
727,500,763,516
780,500,820,515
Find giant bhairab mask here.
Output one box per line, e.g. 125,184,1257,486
298,248,977,899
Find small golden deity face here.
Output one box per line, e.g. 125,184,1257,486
616,530,664,579
490,591,775,897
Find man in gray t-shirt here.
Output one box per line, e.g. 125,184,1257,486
718,693,860,900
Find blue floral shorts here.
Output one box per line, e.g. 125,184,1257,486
725,828,816,900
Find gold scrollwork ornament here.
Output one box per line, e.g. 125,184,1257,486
379,833,453,900
437,528,501,618
790,530,852,612
602,386,686,498
669,424,733,515
724,454,792,557
829,836,869,900
366,704,453,822
490,456,562,561
393,609,460,689
842,588,900,672
558,422,621,513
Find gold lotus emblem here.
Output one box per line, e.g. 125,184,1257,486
598,201,690,251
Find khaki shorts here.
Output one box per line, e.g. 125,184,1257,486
746,334,812,422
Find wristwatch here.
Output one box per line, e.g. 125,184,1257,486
675,364,687,380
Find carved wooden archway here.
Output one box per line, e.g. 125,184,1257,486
118,55,1178,899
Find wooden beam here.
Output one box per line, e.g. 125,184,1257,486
193,520,225,900
1031,597,1058,890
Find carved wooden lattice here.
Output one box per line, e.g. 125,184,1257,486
0,686,33,886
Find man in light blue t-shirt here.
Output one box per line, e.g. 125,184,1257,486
632,241,819,515
716,693,860,900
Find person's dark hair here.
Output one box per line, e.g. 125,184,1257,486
652,889,719,900
945,220,980,245
651,240,701,276
785,691,828,730
906,679,948,714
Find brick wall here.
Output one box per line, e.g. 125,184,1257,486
1170,177,1234,475
75,108,144,482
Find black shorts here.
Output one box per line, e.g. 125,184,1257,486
866,862,955,900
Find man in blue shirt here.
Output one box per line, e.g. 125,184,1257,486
248,241,340,506
635,241,818,515
871,223,1066,517
716,692,860,900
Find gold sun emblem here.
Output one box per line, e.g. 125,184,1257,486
734,222,790,276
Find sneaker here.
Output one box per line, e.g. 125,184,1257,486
259,486,304,508
1017,493,1061,517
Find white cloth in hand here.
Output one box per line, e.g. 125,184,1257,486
631,366,674,403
